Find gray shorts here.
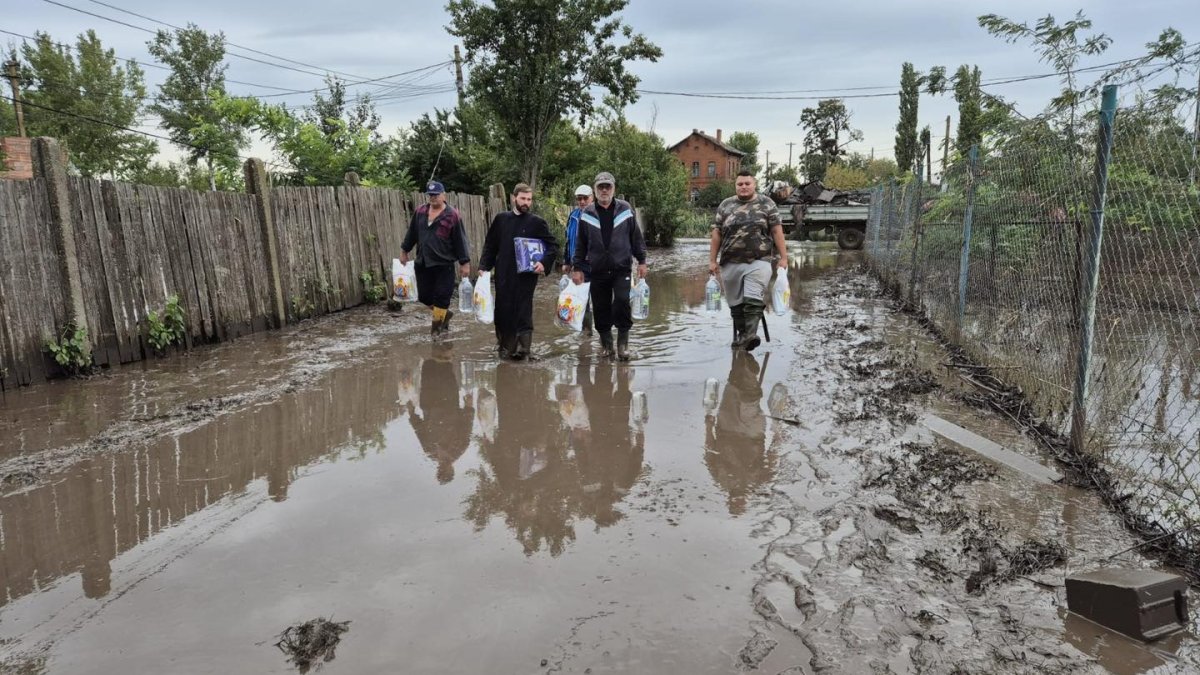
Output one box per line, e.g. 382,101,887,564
721,260,772,305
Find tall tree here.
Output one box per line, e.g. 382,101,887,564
894,62,920,174
446,0,662,189
15,31,154,178
148,25,247,191
953,65,983,155
726,130,760,174
978,11,1111,142
798,98,862,182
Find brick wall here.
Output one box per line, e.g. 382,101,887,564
1,137,33,180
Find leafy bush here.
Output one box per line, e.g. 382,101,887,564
45,324,92,374
147,294,187,352
361,270,388,304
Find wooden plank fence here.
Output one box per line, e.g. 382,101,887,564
0,138,493,391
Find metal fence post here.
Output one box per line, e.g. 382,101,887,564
956,145,979,334
1070,85,1119,454
906,169,925,305
873,179,890,259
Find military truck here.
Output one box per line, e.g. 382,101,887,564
769,181,871,250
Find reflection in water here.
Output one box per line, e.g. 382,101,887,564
705,353,776,515
406,351,474,484
464,362,645,555
0,361,402,609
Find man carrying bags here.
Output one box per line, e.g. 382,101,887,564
571,172,647,361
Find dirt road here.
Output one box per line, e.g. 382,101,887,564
0,243,1195,674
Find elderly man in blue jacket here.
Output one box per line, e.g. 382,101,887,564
563,184,595,336
571,172,647,361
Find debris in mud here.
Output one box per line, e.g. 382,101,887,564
916,550,955,583
887,368,940,396
873,505,921,534
912,609,949,627
961,516,1066,595
864,441,996,508
1,470,39,491
737,632,778,670
275,617,350,673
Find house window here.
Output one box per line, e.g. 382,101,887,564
691,161,700,177
707,161,716,177
690,188,700,203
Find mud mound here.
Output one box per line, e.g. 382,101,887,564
275,617,350,673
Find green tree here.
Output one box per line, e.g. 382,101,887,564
148,25,248,191
446,0,662,189
894,62,920,174
568,115,687,246
395,101,513,193
798,98,862,182
953,65,984,155
14,31,155,178
694,179,734,207
726,131,760,174
979,11,1111,142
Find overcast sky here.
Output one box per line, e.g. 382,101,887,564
7,0,1199,176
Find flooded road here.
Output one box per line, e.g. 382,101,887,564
0,243,1196,674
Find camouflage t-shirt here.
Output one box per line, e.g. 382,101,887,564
713,194,782,264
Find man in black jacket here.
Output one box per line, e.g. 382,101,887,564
479,183,558,360
399,181,472,337
571,172,647,361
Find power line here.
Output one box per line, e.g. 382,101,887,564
83,0,437,90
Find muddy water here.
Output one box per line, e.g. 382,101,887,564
0,243,1196,674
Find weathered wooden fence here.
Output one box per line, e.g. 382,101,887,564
0,138,494,390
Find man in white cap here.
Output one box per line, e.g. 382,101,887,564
563,184,594,334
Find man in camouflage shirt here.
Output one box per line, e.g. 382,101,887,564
709,170,789,351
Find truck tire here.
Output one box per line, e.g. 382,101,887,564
837,226,865,250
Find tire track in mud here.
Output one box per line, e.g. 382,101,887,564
740,267,1193,674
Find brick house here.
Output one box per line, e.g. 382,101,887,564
668,129,745,202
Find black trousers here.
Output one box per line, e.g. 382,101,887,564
590,268,632,334
415,263,455,310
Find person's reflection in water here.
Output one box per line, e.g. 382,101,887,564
465,364,574,555
407,349,474,484
705,352,776,515
575,361,645,527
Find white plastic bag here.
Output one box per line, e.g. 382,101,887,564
392,258,418,302
458,277,474,314
771,267,790,316
558,274,571,292
556,280,591,331
473,271,495,324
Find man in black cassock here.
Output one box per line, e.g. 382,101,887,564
479,183,558,360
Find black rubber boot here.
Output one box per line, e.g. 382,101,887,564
498,333,517,359
737,300,765,352
442,309,454,334
616,330,630,362
431,317,442,337
512,332,532,360
599,331,615,358
729,304,745,349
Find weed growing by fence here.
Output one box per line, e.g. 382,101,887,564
147,295,186,352
45,325,92,374
360,270,388,304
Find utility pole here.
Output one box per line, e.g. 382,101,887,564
764,149,770,181
942,115,951,183
5,59,26,138
453,45,466,107
786,142,795,169
1190,64,1199,185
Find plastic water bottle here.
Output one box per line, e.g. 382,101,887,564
631,278,650,320
458,277,474,314
559,274,570,292
703,377,720,412
771,267,790,316
704,275,722,312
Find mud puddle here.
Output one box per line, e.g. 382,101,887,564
0,243,1196,674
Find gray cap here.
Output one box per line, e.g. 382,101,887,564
593,171,615,186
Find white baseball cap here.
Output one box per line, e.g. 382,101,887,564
574,185,593,197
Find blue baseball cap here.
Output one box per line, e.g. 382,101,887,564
425,181,445,195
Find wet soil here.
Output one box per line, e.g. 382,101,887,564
0,242,1196,674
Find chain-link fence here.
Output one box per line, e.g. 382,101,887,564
866,85,1200,576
